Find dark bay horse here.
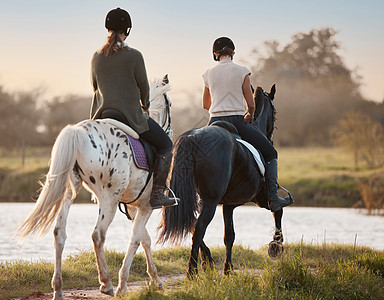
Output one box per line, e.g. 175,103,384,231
158,85,287,276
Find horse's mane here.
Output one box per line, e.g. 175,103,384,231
149,78,171,109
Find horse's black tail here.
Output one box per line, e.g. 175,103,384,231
157,133,198,245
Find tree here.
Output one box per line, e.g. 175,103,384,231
331,111,384,169
40,94,90,144
248,27,384,146
0,86,43,148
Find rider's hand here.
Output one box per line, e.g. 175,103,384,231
244,113,254,123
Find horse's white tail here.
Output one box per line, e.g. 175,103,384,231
16,124,85,240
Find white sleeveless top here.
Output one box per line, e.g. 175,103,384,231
203,57,251,117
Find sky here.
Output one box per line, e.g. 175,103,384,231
0,0,383,103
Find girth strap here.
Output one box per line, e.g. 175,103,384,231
118,170,153,219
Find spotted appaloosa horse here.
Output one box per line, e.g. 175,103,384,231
16,75,172,299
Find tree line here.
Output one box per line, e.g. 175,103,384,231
1,27,384,152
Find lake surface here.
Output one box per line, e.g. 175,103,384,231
1,203,383,262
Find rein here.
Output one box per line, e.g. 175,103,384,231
162,93,172,136
263,91,277,144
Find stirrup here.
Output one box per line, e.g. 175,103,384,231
278,185,294,204
166,186,180,203
150,187,179,209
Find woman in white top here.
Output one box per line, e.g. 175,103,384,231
202,37,293,212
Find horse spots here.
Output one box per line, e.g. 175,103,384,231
101,214,104,220
89,134,97,149
109,168,114,177
100,173,103,180
108,149,111,159
108,183,112,188
54,228,59,236
116,132,120,137
110,128,115,136
75,162,85,176
89,176,96,184
116,144,120,152
101,160,104,167
93,126,99,133
122,152,128,159
114,152,118,158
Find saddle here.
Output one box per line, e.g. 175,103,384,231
126,135,155,171
100,118,155,171
210,121,265,176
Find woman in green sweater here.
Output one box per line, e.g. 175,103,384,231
90,7,177,209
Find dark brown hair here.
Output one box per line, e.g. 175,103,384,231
216,46,234,59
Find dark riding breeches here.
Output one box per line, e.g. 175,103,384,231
100,109,172,154
208,115,277,162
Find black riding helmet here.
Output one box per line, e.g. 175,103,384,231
105,8,132,36
212,37,235,61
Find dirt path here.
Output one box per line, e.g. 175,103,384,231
14,274,186,300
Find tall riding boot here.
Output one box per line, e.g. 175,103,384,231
150,152,179,209
266,158,294,212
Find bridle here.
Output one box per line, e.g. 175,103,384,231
263,91,277,144
162,93,172,137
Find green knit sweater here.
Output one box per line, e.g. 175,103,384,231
90,46,150,134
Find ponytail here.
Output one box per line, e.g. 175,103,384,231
216,46,234,61
99,31,124,57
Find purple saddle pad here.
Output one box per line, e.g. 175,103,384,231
126,134,149,171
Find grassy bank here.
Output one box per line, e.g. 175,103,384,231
1,244,384,299
1,146,383,206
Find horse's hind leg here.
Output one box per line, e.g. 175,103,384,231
223,205,235,275
268,209,284,259
141,228,162,288
273,209,283,242
116,207,152,296
52,172,81,300
92,195,119,296
188,202,217,278
200,241,215,271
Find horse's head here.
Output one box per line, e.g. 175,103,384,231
252,84,277,143
149,74,173,138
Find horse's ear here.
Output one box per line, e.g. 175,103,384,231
270,84,276,100
162,74,169,85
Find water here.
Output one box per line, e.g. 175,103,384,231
1,203,383,262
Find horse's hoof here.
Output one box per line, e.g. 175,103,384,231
150,279,163,289
53,291,64,300
201,260,216,272
223,268,235,276
187,270,198,280
157,281,164,289
101,288,114,296
268,240,284,259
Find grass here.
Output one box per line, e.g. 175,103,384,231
1,146,383,206
1,244,384,299
277,147,384,207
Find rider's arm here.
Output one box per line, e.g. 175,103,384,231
203,86,211,110
243,74,255,123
